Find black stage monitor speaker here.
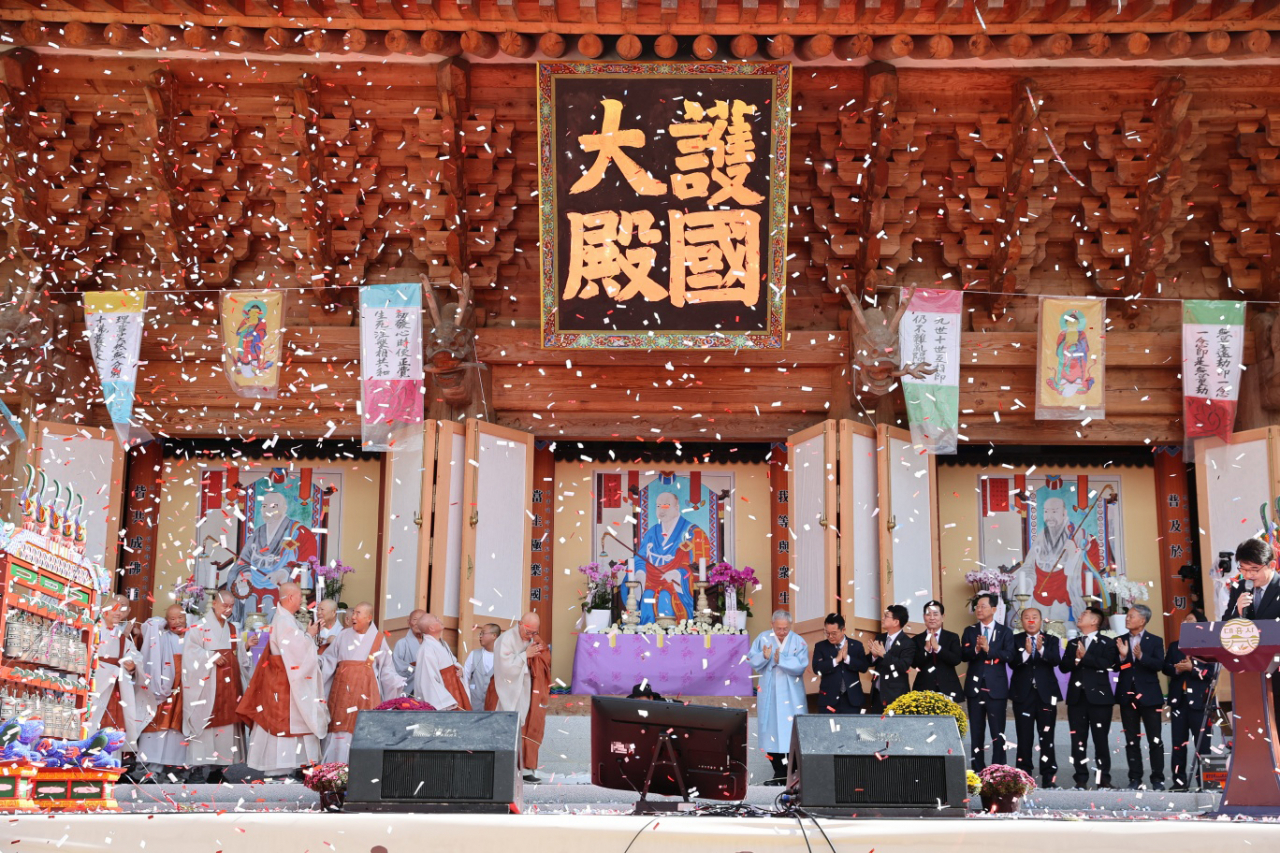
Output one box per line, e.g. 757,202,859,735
788,714,968,818
346,711,522,813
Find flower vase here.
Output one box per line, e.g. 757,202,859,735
980,793,1020,814
1110,612,1129,635
319,790,345,812
584,609,611,633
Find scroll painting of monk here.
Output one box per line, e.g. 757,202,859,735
1021,495,1103,629
226,490,317,622
635,490,711,624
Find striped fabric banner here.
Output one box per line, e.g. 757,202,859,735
898,288,963,454
1182,300,1245,442
359,283,424,451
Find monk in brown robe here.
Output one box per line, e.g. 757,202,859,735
485,613,552,783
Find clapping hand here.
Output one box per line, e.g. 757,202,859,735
926,636,939,654
976,634,989,654
1175,658,1194,674
1075,640,1086,661
1132,638,1143,659
763,644,774,661
869,640,886,658
1115,637,1129,659
1024,636,1035,655
835,644,847,663
1036,633,1044,652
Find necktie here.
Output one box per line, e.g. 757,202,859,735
885,635,893,653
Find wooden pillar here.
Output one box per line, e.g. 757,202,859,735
769,442,790,616
1154,448,1196,628
119,441,163,606
529,443,555,639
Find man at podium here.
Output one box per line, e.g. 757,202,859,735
1222,538,1280,715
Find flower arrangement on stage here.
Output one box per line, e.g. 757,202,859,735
884,690,969,737
170,576,206,615
302,762,348,794
966,769,983,796
1102,576,1149,609
577,561,624,611
964,567,1016,609
707,562,760,618
309,556,355,604
616,620,747,636
374,697,435,711
977,764,1035,799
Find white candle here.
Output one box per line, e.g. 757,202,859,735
1085,572,1094,598
699,558,707,583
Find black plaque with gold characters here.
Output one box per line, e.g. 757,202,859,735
538,62,791,350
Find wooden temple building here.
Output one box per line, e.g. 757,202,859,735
3,0,1280,689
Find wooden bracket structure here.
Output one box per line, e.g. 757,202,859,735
0,49,45,286
1119,76,1195,318
990,79,1049,319
275,73,337,304
139,69,195,288
856,63,900,304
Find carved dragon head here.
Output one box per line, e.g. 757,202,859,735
423,274,478,408
840,284,937,398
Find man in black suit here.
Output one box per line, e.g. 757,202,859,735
1060,605,1119,789
960,592,1015,771
1010,606,1062,788
1223,538,1280,724
1164,610,1217,791
1114,602,1166,790
911,600,962,702
812,612,869,714
869,604,915,713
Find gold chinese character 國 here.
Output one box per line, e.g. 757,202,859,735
668,99,764,206
564,210,666,302
669,209,761,308
570,99,667,196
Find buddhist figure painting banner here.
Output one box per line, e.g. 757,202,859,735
594,470,734,624
980,474,1124,634
1036,296,1106,421
538,62,791,349
191,467,344,624
220,290,284,399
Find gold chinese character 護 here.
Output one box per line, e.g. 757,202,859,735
570,99,667,197
669,209,761,308
564,210,665,301
667,99,764,206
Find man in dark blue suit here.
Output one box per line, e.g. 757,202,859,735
961,592,1015,771
1114,602,1166,789
1060,605,1119,788
1010,606,1062,788
1164,610,1217,791
811,612,869,714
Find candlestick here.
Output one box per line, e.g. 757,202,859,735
622,580,641,626
693,581,712,627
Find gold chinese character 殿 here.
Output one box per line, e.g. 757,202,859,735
570,99,667,197
564,210,665,301
669,209,761,307
667,99,764,206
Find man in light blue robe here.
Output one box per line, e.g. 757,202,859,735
749,610,809,785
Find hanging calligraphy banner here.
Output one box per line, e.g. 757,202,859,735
1182,300,1244,442
1036,296,1106,421
220,290,284,399
537,62,791,349
359,283,424,451
898,289,963,454
83,291,149,446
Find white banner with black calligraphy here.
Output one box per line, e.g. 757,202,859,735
898,289,963,454
359,283,424,451
1182,300,1244,443
83,291,151,447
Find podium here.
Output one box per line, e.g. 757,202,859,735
1180,619,1280,816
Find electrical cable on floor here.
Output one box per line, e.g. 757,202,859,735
619,815,659,853
798,808,839,853
793,812,815,853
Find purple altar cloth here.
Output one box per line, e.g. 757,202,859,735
570,633,754,696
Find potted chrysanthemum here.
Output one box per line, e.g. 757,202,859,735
978,764,1035,813
884,690,969,737
302,762,349,812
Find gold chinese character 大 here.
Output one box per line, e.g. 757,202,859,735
570,99,667,197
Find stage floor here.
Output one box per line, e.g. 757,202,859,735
7,811,1275,853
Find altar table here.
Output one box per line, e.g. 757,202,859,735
569,633,754,696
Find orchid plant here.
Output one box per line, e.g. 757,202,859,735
578,561,625,611
707,562,759,618
171,576,206,616
1102,576,1150,609
308,556,354,604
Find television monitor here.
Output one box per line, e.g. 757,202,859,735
590,696,749,808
